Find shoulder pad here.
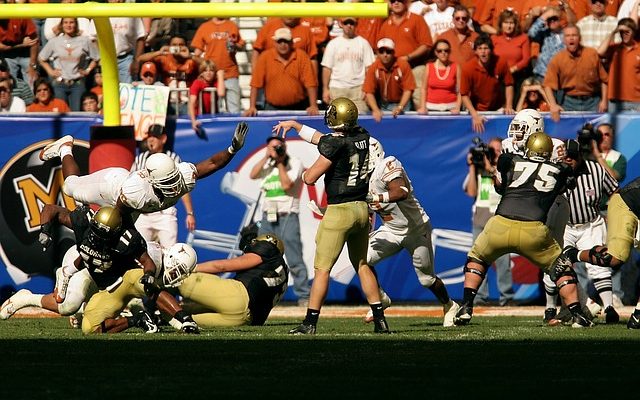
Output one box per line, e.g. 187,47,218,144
318,135,345,160
120,172,153,209
178,162,197,192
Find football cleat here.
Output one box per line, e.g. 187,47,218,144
181,320,200,334
543,307,561,326
627,309,640,329
39,135,74,161
443,300,461,327
289,323,317,335
0,289,32,320
363,291,392,323
571,312,595,328
134,309,159,334
453,302,473,326
585,298,602,318
604,306,619,324
373,317,391,334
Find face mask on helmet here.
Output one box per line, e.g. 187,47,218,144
368,138,385,173
251,233,285,255
88,206,122,248
524,132,553,162
146,153,185,198
324,97,358,131
162,243,197,288
508,109,544,150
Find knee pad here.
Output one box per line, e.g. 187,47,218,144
549,254,574,282
464,257,488,278
557,277,578,290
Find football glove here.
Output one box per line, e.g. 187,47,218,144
228,121,249,154
140,272,160,296
38,222,53,251
365,193,375,204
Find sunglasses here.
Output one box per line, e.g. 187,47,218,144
276,39,291,44
547,16,560,23
435,48,450,53
0,87,9,93
454,16,469,22
389,0,404,3
143,73,155,78
378,48,394,54
342,19,356,26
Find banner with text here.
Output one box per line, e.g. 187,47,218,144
119,83,170,141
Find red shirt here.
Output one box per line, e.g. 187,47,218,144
426,62,458,104
190,78,216,115
461,56,514,111
491,33,531,72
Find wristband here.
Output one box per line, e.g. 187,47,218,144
187,212,195,216
379,192,390,203
299,125,316,143
227,145,236,154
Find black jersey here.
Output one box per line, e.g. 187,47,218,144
619,177,640,217
234,241,289,325
70,205,147,289
495,153,573,222
317,127,370,204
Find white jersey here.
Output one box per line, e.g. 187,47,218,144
369,156,429,235
501,137,565,163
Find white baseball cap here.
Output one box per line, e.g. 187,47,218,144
377,38,395,50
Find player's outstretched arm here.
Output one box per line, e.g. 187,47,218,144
196,253,262,274
195,122,249,180
272,120,322,145
39,204,72,250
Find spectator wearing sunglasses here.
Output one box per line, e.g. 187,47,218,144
0,57,33,105
0,77,26,112
417,38,461,114
437,5,479,65
321,17,375,114
577,0,619,49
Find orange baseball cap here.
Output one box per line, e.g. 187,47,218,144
140,62,157,76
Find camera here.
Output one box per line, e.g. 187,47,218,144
169,46,180,54
469,137,495,171
274,144,286,156
576,123,602,156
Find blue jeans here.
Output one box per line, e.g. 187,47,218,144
380,101,412,112
117,53,134,84
52,78,86,111
5,56,35,88
473,225,514,305
259,212,310,300
222,77,241,114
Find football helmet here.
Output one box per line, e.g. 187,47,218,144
88,206,122,246
524,132,553,162
146,153,185,198
252,233,285,255
324,97,358,131
162,243,197,288
507,109,544,150
368,137,385,173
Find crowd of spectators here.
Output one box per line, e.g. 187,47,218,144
0,0,639,128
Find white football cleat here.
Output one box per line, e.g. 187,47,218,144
39,135,74,161
443,300,461,327
0,289,33,320
586,298,602,318
363,290,392,323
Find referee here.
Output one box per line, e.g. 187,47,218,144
544,139,619,324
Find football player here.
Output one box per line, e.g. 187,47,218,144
0,205,198,334
364,138,461,327
454,132,594,328
179,234,288,328
273,97,390,334
37,121,249,219
565,177,640,329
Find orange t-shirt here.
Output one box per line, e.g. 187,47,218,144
460,55,514,111
607,42,640,102
250,48,318,107
604,0,623,16
191,19,245,80
377,13,433,64
153,55,199,86
437,28,479,65
301,17,329,46
356,18,384,50
253,19,318,59
479,0,529,28
26,98,70,113
363,58,416,103
543,47,608,96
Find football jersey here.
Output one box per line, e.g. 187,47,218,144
495,153,573,222
369,156,429,235
318,127,370,204
619,177,640,217
234,241,289,325
119,161,197,213
501,137,565,163
70,205,148,289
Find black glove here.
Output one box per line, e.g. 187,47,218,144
228,121,249,154
140,272,160,297
39,222,53,251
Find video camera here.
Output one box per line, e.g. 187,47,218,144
274,144,286,156
469,137,496,171
576,123,602,155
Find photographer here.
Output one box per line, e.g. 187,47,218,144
249,136,310,306
463,137,514,306
577,123,622,182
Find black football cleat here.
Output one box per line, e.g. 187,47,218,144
373,317,390,334
627,309,640,329
571,312,594,328
453,302,473,326
289,323,317,335
134,309,159,334
604,306,620,324
543,307,560,325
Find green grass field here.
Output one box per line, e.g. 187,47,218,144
1,315,640,399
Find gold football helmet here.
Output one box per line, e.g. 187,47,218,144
324,97,358,131
90,206,123,240
253,233,285,255
524,132,553,162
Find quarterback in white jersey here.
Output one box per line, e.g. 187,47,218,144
38,122,249,218
365,138,460,327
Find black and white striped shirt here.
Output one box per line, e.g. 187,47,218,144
131,150,181,172
566,159,618,225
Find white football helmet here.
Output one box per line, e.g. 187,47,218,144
368,137,385,173
162,243,197,288
146,153,185,197
507,109,544,150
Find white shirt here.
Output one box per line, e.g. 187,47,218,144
321,35,375,88
369,156,429,235
254,156,304,214
87,18,146,56
0,96,26,112
409,2,456,38
617,0,640,19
